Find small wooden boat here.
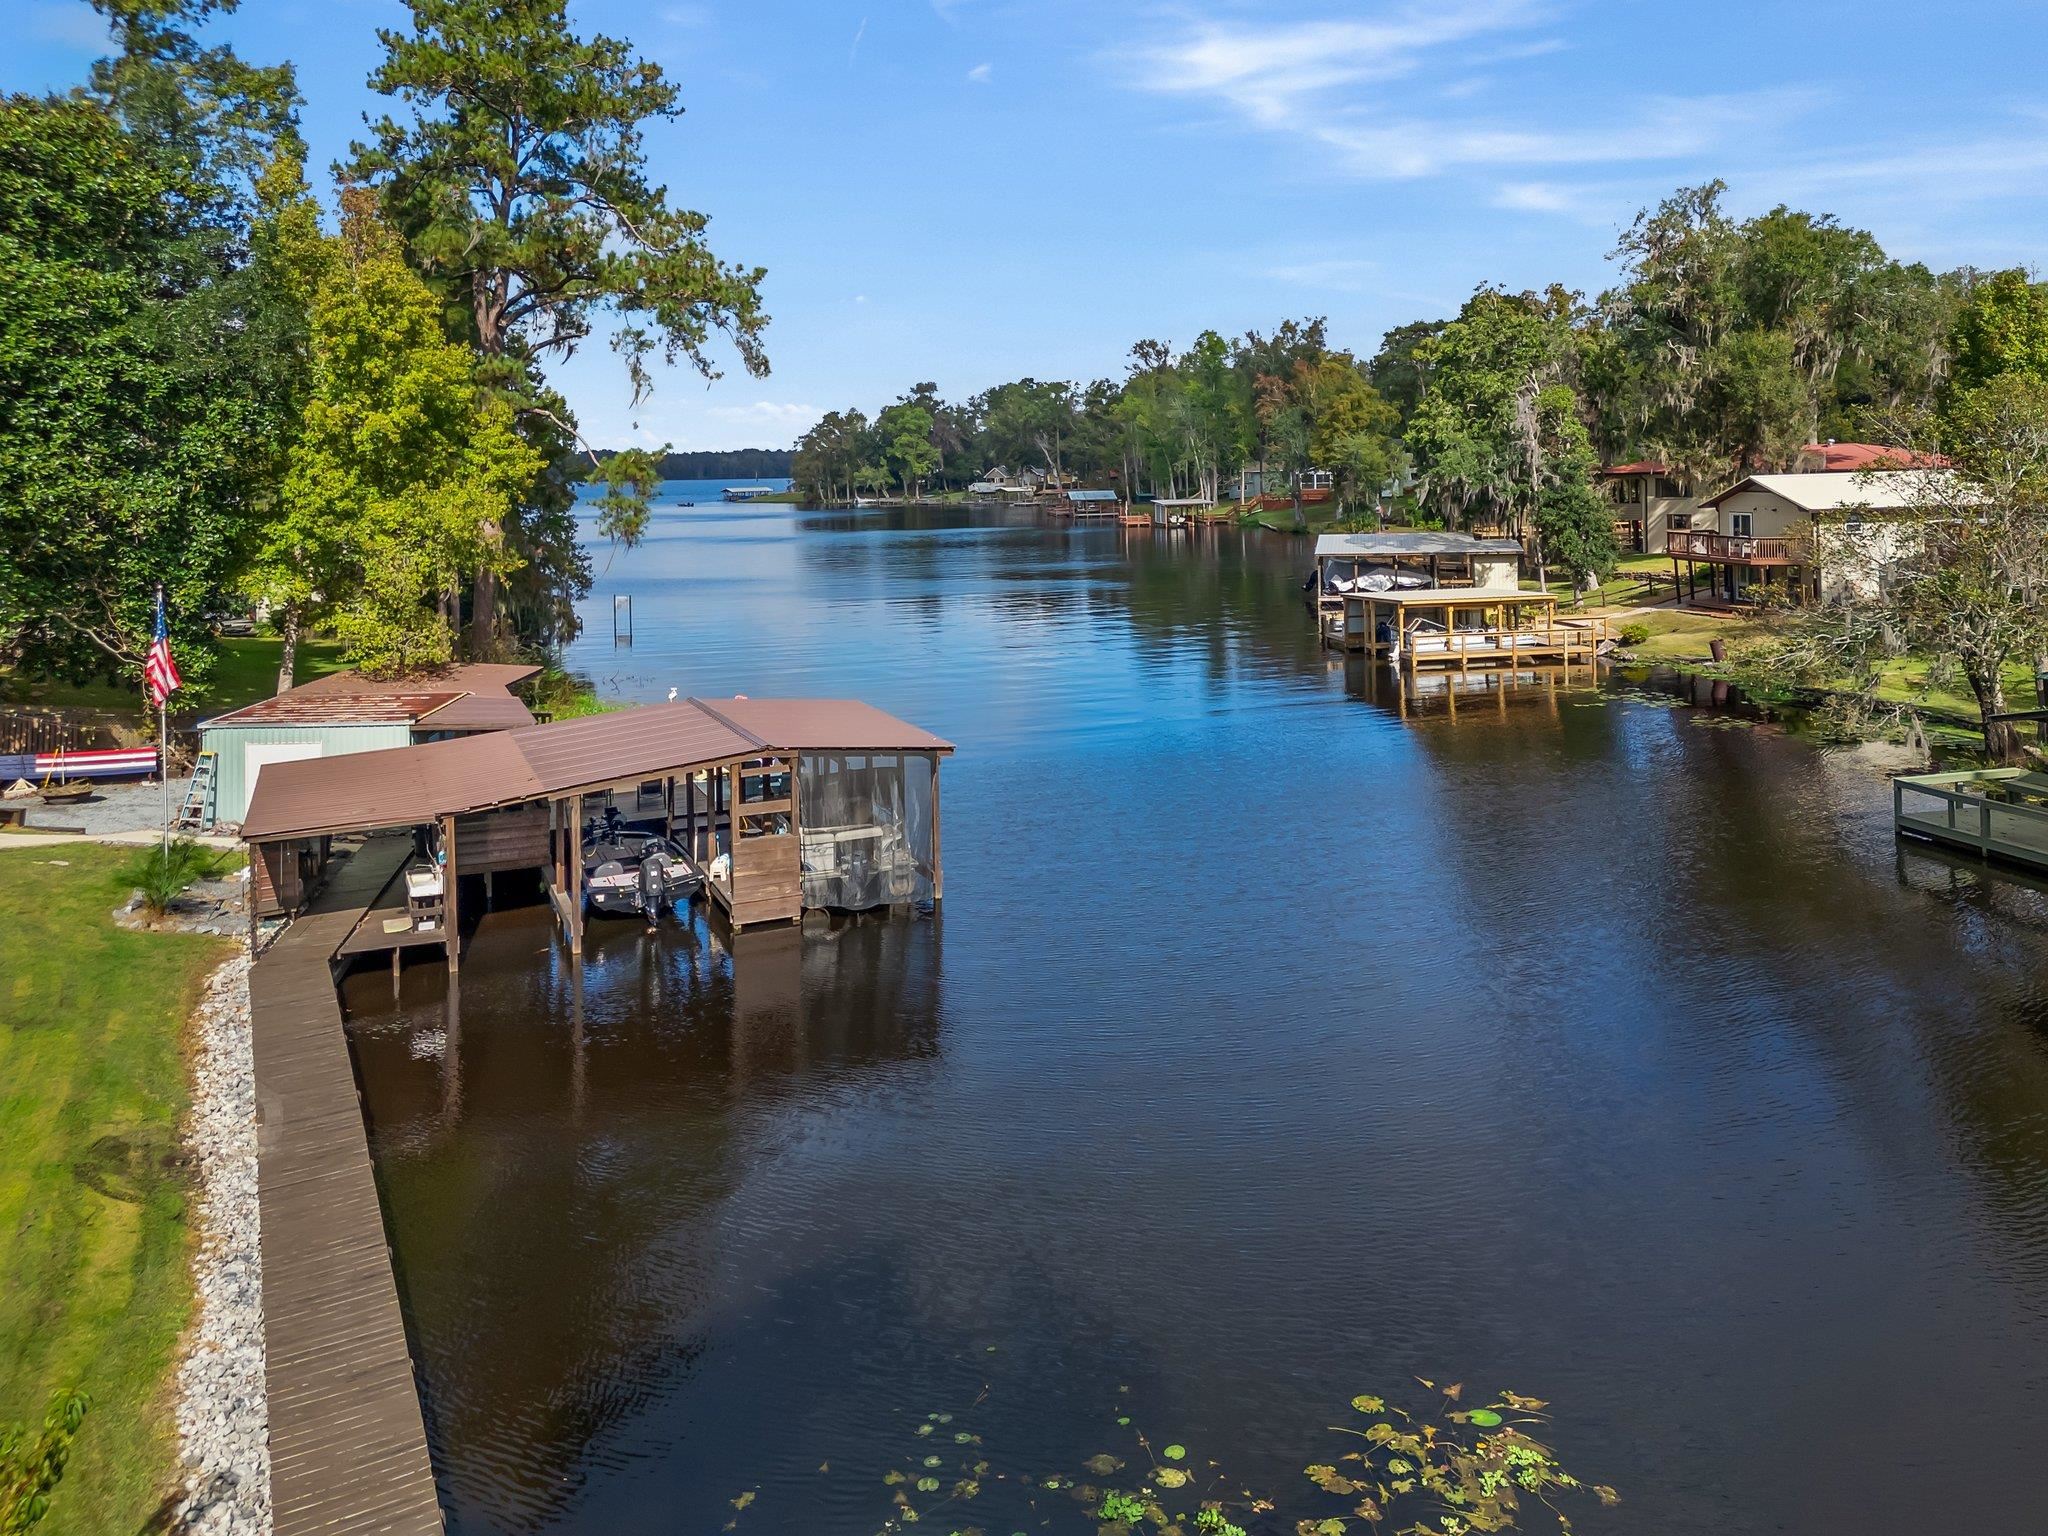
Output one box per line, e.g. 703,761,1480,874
39,777,94,804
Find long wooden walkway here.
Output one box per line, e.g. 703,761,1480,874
252,836,445,1534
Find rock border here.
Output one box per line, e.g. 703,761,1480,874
171,949,271,1536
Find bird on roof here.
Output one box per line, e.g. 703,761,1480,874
667,687,678,703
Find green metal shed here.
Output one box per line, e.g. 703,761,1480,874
196,664,539,827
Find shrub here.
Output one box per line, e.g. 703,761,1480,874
1617,621,1651,647
120,838,223,916
0,1389,90,1533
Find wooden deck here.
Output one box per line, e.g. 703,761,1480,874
1895,769,2048,873
252,835,445,1535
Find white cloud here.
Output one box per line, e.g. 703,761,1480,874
1264,257,1381,291
1120,5,1813,182
968,62,993,83
1124,2,1545,127
706,401,825,430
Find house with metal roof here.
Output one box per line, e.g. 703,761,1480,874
198,663,540,827
242,695,953,961
1673,469,1956,605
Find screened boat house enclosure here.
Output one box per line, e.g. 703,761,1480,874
239,697,953,968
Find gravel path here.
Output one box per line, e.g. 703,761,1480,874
172,950,271,1535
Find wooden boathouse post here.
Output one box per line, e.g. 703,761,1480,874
930,757,943,901
567,793,584,956
441,812,460,972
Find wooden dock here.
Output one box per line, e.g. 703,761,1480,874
252,835,445,1535
1895,769,2048,872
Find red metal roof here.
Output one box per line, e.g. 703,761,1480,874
206,663,540,731
241,697,952,842
1800,442,1948,471
207,691,468,726
1600,461,1670,477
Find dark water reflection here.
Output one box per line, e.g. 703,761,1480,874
346,497,2048,1534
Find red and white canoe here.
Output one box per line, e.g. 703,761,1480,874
33,747,161,780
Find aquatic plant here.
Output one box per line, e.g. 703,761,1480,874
724,1381,1615,1536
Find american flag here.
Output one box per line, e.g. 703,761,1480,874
144,588,182,708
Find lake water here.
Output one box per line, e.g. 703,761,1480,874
345,492,2048,1534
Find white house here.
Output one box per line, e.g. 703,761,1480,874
1676,469,1954,604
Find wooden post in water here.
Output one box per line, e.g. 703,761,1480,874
441,813,460,972
567,794,583,956
931,756,944,902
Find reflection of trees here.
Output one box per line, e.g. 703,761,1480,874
341,906,945,1532
1406,695,2048,1302
791,508,1329,697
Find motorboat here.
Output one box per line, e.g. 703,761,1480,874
582,808,703,918
1308,565,1434,597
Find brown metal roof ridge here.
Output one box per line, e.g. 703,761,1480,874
242,696,953,842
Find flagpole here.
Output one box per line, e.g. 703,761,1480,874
156,585,171,858
160,694,171,858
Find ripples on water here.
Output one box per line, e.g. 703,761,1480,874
345,494,2048,1534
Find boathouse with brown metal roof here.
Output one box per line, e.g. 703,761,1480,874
242,696,953,960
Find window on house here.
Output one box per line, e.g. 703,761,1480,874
1729,513,1753,536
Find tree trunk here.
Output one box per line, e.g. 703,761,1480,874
1970,666,2022,763
469,567,499,659
275,606,299,695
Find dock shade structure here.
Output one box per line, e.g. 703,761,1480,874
1053,489,1123,517
198,663,539,825
1340,588,1611,671
241,696,953,961
1312,531,1523,597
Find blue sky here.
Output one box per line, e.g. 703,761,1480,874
13,0,2048,450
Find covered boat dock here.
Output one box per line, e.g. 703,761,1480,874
1340,588,1611,672
240,696,953,967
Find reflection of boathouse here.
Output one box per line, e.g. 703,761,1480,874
241,697,953,965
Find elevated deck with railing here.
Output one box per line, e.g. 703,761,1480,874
1894,769,2048,872
1667,529,1804,565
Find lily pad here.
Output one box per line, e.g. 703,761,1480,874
1084,1454,1124,1476
923,1455,943,1468
1162,1445,1186,1462
916,1476,941,1493
1153,1467,1189,1489
1467,1409,1503,1427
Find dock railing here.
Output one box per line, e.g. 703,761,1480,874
1894,768,2048,869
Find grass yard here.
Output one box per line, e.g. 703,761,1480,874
0,845,232,1533
1,633,346,714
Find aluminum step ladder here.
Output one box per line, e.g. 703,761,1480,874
174,749,217,831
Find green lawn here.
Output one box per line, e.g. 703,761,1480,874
0,845,232,1533
0,634,346,715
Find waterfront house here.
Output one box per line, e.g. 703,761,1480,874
1674,468,1954,605
199,663,538,827
1599,461,1705,554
